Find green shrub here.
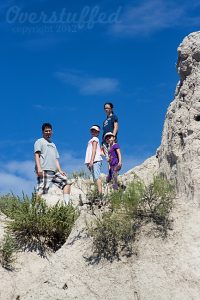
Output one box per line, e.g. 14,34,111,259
88,176,174,261
86,184,101,204
0,194,21,219
88,212,135,261
109,176,174,232
0,233,17,270
138,176,174,230
109,180,145,215
5,194,78,252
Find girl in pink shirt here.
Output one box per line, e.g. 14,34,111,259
85,125,103,196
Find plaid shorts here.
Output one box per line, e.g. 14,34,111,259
36,171,69,194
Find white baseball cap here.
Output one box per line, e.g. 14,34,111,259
90,125,100,132
104,132,115,139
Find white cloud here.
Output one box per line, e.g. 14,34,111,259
60,152,85,174
33,104,76,112
0,151,149,197
0,153,84,196
56,70,119,95
0,160,35,196
5,160,35,180
0,172,34,196
61,151,146,174
111,0,187,36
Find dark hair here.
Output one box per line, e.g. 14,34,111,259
91,124,101,130
104,102,114,109
42,123,52,131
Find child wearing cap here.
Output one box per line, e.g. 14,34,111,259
85,125,103,196
104,132,122,190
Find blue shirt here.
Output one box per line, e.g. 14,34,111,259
103,114,118,141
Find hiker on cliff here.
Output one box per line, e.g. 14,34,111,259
104,132,122,190
102,102,119,161
85,125,103,197
34,122,72,205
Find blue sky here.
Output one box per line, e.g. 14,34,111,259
0,0,199,196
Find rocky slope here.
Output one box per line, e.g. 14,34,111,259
15,196,200,300
0,155,160,300
1,31,200,300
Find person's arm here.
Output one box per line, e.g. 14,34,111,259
35,151,43,177
89,141,97,169
56,159,66,176
113,121,118,137
116,148,122,166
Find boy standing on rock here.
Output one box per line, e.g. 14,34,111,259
34,123,72,205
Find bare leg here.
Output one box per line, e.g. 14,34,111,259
96,178,102,195
63,184,71,194
112,169,118,190
63,184,71,204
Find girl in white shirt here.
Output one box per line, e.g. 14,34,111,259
85,125,103,196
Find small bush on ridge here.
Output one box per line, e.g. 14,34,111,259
88,176,174,262
139,176,174,230
0,233,17,270
1,193,78,252
88,212,135,261
0,194,21,219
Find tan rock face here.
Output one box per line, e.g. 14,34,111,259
158,31,200,199
122,156,159,186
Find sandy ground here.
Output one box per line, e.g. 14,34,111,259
1,194,200,300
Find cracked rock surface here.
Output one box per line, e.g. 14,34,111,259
158,31,200,199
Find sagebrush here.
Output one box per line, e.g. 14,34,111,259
0,233,17,270
0,193,78,252
88,176,174,262
88,212,135,261
0,194,21,219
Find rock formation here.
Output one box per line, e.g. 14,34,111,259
122,155,159,186
158,31,200,199
2,31,200,300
